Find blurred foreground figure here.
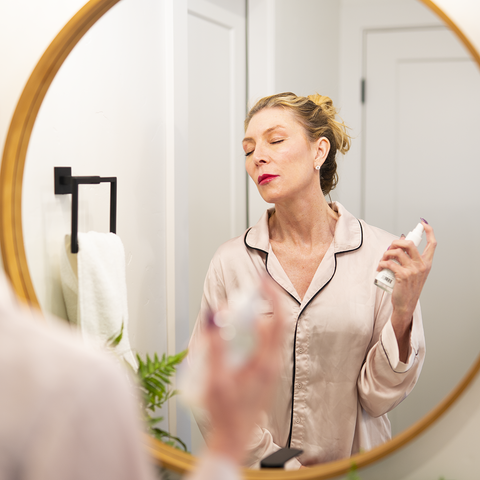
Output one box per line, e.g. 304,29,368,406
0,273,283,480
191,279,285,476
0,273,155,480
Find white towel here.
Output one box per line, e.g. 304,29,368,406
60,232,136,369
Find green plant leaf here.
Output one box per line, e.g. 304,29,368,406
150,427,188,452
106,323,124,348
134,348,189,452
345,463,361,480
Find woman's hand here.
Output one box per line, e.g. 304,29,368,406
203,278,285,464
377,220,437,362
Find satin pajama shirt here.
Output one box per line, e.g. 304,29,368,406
189,202,425,468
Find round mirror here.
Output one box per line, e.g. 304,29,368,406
2,0,480,478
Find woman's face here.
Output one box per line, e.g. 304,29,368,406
243,107,328,206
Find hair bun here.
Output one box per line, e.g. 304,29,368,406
307,93,350,156
307,93,333,109
308,93,337,120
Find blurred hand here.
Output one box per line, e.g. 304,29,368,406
203,278,285,464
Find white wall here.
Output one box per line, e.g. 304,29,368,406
23,0,169,352
0,1,88,153
436,0,480,54
336,0,446,216
187,0,247,454
0,0,191,448
335,1,480,478
274,0,341,100
187,0,247,332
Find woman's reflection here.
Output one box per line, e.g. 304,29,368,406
189,92,437,468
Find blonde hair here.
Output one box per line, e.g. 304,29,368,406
244,92,351,195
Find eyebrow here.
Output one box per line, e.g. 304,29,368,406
242,125,285,144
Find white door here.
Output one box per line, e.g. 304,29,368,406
188,0,246,453
188,0,246,331
364,26,480,435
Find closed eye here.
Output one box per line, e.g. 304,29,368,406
245,150,253,157
271,139,284,144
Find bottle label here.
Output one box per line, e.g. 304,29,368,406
374,268,396,294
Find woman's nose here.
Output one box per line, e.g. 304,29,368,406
252,145,268,165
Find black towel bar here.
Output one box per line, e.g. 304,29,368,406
54,166,117,254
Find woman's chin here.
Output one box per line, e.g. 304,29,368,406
256,186,284,205
258,193,278,205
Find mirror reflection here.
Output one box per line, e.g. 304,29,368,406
20,0,480,469
189,92,432,467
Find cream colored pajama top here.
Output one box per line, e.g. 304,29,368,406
190,202,425,468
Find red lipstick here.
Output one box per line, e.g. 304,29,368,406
258,174,279,185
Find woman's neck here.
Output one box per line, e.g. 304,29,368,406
269,193,338,248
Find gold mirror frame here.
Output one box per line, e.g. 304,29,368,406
1,0,480,478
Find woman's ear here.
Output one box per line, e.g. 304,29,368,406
314,137,331,168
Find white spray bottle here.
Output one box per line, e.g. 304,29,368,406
374,222,425,294
178,287,264,408
216,287,264,368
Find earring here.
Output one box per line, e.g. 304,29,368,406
315,165,320,171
